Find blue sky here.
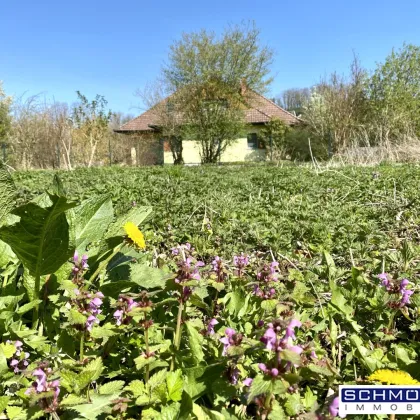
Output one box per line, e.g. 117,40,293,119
2,0,420,115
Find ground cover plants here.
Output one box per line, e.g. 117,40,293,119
1,163,420,419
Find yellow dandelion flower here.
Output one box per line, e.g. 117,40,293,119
368,369,420,385
123,222,146,250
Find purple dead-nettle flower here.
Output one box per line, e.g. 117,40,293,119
258,363,267,373
6,340,30,373
220,328,243,356
257,261,279,283
378,272,391,290
253,285,276,300
233,253,249,277
243,378,253,387
86,315,99,331
212,256,227,282
72,251,89,282
284,319,302,340
229,367,240,385
207,318,219,335
25,366,60,411
400,288,414,307
257,320,264,328
261,325,277,351
270,368,279,377
114,310,124,326
171,247,180,256
329,397,339,417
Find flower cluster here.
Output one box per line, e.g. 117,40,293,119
378,273,414,308
25,365,60,412
233,253,249,277
211,256,227,283
72,250,88,284
172,246,204,302
68,289,104,331
206,318,218,335
7,340,29,373
220,328,243,356
257,261,279,283
114,292,152,326
252,284,276,300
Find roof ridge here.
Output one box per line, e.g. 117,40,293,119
251,90,301,121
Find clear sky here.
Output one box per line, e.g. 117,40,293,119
2,0,420,115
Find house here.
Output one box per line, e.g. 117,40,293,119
114,91,300,165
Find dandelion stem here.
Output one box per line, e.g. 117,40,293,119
32,273,41,329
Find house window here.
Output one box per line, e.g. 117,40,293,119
247,133,258,149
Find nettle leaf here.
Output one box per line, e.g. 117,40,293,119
270,400,287,420
247,374,272,403
185,321,204,362
224,290,246,316
134,354,156,370
0,194,76,279
130,264,171,289
280,349,302,366
149,369,168,390
99,380,125,395
302,387,318,411
0,342,17,358
0,396,9,412
17,300,42,315
166,370,183,402
68,309,88,325
106,206,152,238
125,379,146,397
6,406,24,420
285,392,304,416
60,394,87,406
75,195,114,253
82,357,104,382
71,393,118,420
193,403,226,420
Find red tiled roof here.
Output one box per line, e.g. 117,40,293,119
116,90,300,132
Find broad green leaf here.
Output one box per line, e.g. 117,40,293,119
0,194,76,281
269,401,287,420
60,394,87,406
0,239,16,267
0,396,10,412
68,309,87,325
106,206,152,238
17,300,42,315
6,406,23,420
166,370,183,402
125,379,146,397
149,369,168,390
71,393,118,420
285,392,303,416
0,342,16,358
0,163,16,226
82,357,104,382
247,374,272,403
130,264,171,289
280,349,302,366
75,195,114,252
302,387,318,410
185,321,204,362
99,380,125,395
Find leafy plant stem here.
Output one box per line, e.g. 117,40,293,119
144,322,150,383
171,298,184,371
80,331,85,362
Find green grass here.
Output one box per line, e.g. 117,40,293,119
12,164,420,265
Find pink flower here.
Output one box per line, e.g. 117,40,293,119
284,319,302,340
261,327,277,351
243,378,253,387
329,397,339,417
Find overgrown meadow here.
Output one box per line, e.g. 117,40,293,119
2,163,420,419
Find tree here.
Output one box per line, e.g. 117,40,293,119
277,88,310,115
0,82,12,160
72,91,113,167
369,43,420,138
257,118,290,160
302,56,369,152
160,21,274,163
